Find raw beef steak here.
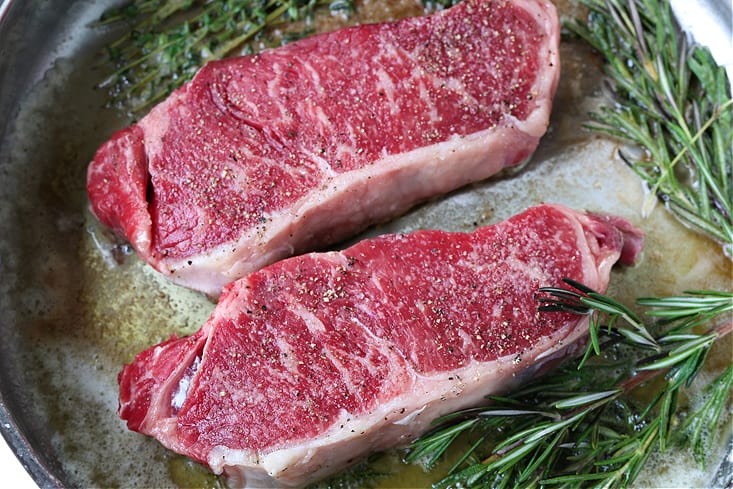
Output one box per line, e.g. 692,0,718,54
87,0,560,296
118,204,644,488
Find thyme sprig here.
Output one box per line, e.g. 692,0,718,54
566,0,733,257
407,280,732,488
97,0,353,116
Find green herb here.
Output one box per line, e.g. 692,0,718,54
97,0,353,116
421,0,461,9
566,0,733,257
407,279,732,488
306,454,390,489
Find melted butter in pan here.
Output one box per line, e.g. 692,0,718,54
0,1,730,488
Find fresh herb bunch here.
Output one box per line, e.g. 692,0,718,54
97,0,353,116
407,279,733,488
566,0,733,257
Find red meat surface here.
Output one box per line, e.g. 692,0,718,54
88,0,560,295
118,204,644,488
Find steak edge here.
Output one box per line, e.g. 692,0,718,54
118,204,644,488
87,0,560,296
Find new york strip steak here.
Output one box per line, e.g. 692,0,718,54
87,0,560,296
118,204,644,488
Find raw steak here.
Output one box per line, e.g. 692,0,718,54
118,204,644,488
87,0,560,296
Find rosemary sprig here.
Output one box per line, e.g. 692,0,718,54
97,0,354,116
566,0,733,257
407,280,732,488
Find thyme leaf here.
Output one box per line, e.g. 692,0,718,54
96,0,354,117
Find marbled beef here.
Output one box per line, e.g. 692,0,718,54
118,204,644,488
87,0,560,296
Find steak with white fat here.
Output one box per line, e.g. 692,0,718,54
118,204,644,488
87,0,560,296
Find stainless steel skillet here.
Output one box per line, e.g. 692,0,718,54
0,1,730,487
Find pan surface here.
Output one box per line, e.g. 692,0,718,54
0,0,731,488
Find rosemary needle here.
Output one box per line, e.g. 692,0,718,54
93,1,732,486
408,280,732,488
566,0,733,258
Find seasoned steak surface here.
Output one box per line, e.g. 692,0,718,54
118,204,644,488
87,0,560,295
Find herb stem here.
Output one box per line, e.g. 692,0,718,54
567,0,733,256
97,0,354,116
410,283,732,488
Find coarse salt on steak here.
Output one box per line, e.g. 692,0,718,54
118,204,644,488
87,0,560,296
